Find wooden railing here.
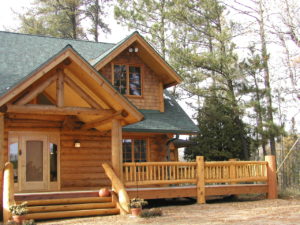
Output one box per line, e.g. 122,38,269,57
205,161,268,183
123,162,197,186
3,162,16,224
123,160,268,186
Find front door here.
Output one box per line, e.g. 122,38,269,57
20,135,48,191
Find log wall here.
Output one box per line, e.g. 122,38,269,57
3,114,176,192
60,131,111,190
99,50,161,111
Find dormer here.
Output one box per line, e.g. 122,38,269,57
94,32,182,112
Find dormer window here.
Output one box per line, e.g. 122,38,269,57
113,64,142,96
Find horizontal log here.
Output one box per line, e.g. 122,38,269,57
205,177,268,183
61,167,104,174
61,130,110,136
27,202,115,213
22,197,111,206
7,104,114,116
123,162,197,166
61,179,110,188
60,135,110,141
25,208,119,220
125,179,197,186
61,141,110,148
61,173,108,180
61,155,111,161
7,113,66,121
205,184,268,196
5,127,61,132
61,161,109,167
205,161,268,166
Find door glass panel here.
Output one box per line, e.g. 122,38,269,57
26,141,43,182
50,143,57,182
9,143,18,183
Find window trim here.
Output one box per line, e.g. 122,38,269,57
122,138,149,162
112,63,144,97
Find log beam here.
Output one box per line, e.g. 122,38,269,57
64,75,103,109
15,74,58,105
56,69,64,107
7,104,114,116
196,156,205,204
81,110,128,130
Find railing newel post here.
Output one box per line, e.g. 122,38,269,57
265,155,278,199
196,156,206,204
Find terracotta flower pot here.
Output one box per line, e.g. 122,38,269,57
131,208,142,217
12,215,26,224
98,188,110,197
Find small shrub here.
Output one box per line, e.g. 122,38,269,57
140,208,163,218
22,219,36,225
9,202,28,216
128,198,148,209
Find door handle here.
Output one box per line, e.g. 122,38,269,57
19,149,22,156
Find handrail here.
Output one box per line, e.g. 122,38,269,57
102,163,130,215
3,162,16,223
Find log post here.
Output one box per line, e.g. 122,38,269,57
0,113,4,217
111,119,123,180
3,162,15,223
196,156,205,204
57,69,64,107
265,155,278,199
229,158,237,184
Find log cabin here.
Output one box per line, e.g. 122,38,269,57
0,30,201,220
0,31,277,222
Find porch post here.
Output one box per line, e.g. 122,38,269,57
196,156,205,204
265,155,278,199
0,113,4,214
111,119,123,179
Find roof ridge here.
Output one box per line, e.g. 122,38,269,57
0,30,116,45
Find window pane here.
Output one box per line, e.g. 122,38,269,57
129,66,141,96
50,143,58,182
122,139,132,162
26,141,43,182
114,65,127,94
9,143,18,183
134,140,147,162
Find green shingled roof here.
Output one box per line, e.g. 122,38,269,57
123,91,199,134
0,31,114,96
0,31,198,134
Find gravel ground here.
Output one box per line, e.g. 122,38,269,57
38,196,300,225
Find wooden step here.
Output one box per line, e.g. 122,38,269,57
18,197,112,206
25,208,120,220
15,190,99,201
28,202,116,213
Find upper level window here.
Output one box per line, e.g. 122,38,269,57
113,64,142,96
123,139,147,162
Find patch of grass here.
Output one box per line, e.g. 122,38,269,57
140,208,163,218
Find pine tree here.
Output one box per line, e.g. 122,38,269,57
184,92,251,161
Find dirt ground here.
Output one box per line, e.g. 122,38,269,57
38,196,300,225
